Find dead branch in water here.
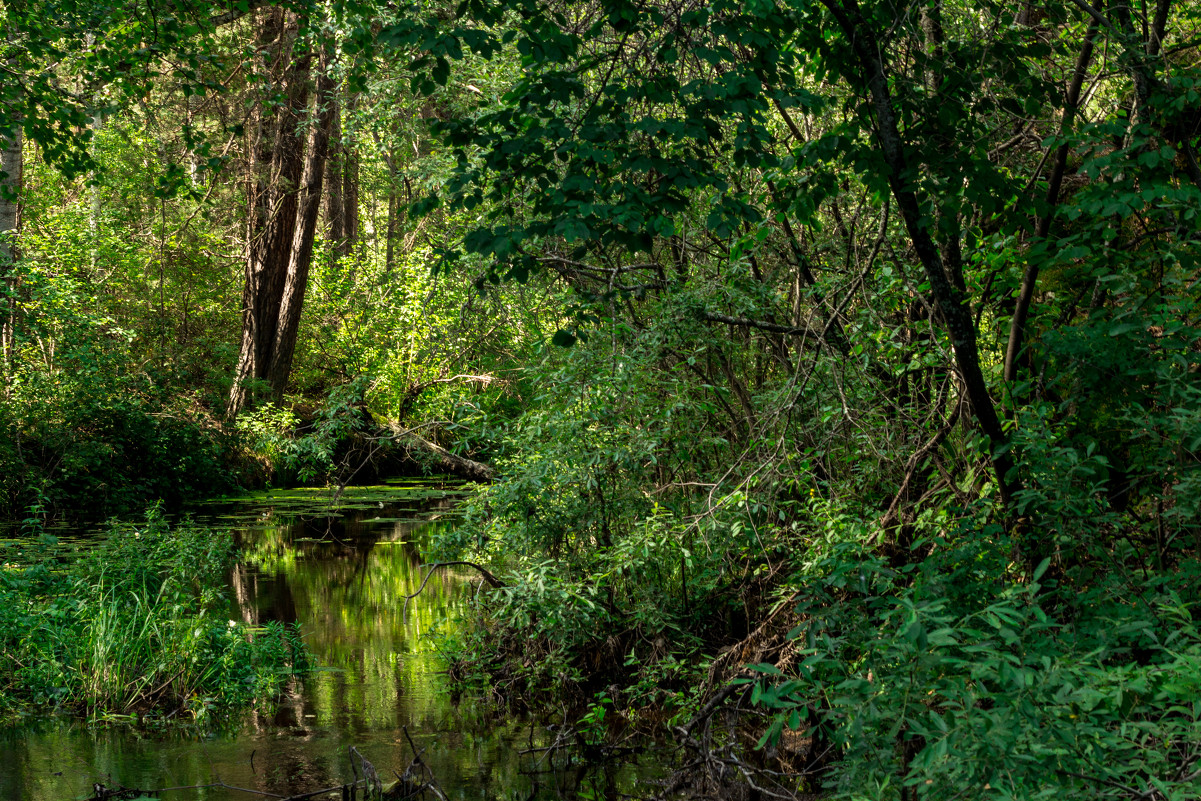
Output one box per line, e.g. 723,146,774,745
402,561,506,616
86,740,450,800
375,421,495,483
393,726,449,801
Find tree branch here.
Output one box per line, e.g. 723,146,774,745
210,0,273,27
820,0,1018,507
700,311,816,338
1004,0,1103,383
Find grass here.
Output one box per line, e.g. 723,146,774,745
0,507,310,721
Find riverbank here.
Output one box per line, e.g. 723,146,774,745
0,508,309,722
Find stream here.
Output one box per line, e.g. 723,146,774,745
0,478,660,800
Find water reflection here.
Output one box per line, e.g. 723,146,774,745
0,481,656,800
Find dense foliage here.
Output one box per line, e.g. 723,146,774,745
3,0,1200,797
0,509,310,720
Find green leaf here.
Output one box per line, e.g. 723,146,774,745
1032,557,1051,583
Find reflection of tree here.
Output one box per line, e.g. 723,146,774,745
230,503,472,735
229,561,298,626
230,563,258,626
266,569,299,624
0,731,35,801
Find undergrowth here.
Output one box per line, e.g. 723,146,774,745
426,320,1201,800
0,507,311,722
749,505,1201,801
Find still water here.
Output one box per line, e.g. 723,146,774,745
0,478,656,800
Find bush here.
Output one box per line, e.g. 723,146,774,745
751,515,1201,801
0,371,239,519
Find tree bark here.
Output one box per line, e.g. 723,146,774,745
377,140,403,278
0,121,19,262
228,13,334,416
384,192,398,276
1,116,21,396
323,94,346,248
340,92,360,260
229,9,302,415
384,424,495,483
266,56,337,402
321,90,358,263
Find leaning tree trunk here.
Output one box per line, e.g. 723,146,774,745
820,0,1018,506
229,13,336,416
1,115,21,396
1004,5,1102,382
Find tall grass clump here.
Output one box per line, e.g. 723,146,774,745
0,508,310,721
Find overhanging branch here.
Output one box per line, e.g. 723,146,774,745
700,311,815,338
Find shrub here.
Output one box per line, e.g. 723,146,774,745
751,519,1201,801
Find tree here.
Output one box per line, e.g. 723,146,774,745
408,0,1200,541
400,2,1201,795
1,0,232,395
0,117,20,395
227,9,337,416
323,89,361,261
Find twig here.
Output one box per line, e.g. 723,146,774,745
402,561,504,618
350,746,382,797
700,311,815,338
421,561,504,587
679,675,750,740
877,394,962,533
401,727,449,801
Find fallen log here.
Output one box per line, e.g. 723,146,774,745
397,432,494,483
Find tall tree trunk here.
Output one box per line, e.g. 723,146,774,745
378,143,401,278
323,93,346,249
228,12,328,416
267,56,337,401
341,92,360,259
384,192,398,277
0,124,18,257
323,90,359,262
1,116,21,397
919,0,967,297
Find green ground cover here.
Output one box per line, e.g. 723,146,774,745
0,508,309,722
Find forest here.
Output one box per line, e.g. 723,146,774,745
2,0,1200,798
